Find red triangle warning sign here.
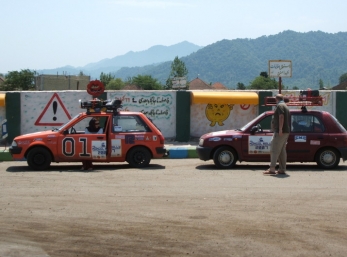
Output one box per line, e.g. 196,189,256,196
35,93,72,126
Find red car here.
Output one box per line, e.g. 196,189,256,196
196,104,347,169
9,99,167,170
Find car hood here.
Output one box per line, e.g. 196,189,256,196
14,130,60,140
201,130,241,138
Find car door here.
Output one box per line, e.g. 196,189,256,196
109,114,152,161
241,114,274,162
57,116,108,162
287,113,325,162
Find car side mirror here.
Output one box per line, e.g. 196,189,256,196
63,129,69,135
250,126,258,134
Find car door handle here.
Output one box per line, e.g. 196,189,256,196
97,136,104,139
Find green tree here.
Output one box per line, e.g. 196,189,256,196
165,56,188,89
339,72,347,84
124,76,133,85
100,72,115,87
319,79,324,89
248,74,278,90
260,71,269,78
293,86,299,90
236,82,246,90
132,75,162,90
1,69,36,91
106,78,125,90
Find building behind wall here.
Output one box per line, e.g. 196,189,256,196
332,80,347,90
35,74,91,90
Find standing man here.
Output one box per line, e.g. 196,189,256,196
263,94,290,175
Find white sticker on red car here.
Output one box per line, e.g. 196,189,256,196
249,136,271,154
209,137,221,141
114,126,122,132
136,135,144,141
92,141,107,159
295,135,306,142
310,140,320,145
18,140,30,145
111,139,122,157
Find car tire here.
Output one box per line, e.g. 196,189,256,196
315,148,340,169
27,147,52,171
127,146,151,168
213,146,237,169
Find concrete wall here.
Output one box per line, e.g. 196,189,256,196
107,91,176,138
0,90,343,144
20,91,93,133
190,103,258,137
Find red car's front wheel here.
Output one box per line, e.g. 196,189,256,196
213,146,237,169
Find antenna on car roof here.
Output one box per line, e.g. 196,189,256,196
301,106,308,113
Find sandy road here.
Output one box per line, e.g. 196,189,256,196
1,159,347,257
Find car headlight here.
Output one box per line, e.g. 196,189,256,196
199,138,204,146
11,140,18,147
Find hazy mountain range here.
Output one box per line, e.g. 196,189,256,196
38,30,347,89
38,41,203,80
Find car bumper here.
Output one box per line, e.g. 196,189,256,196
196,146,213,161
156,147,167,157
9,146,22,155
338,147,347,161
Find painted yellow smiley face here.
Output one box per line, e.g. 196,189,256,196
205,103,234,126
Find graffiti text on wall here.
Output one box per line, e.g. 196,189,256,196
114,93,173,120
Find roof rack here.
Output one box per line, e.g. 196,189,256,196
264,96,323,107
79,99,123,114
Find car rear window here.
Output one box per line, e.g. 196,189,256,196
113,115,151,132
331,115,347,132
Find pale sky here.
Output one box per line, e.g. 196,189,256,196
1,0,346,73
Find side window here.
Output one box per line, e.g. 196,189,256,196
259,115,273,130
291,115,323,133
312,116,324,132
69,116,105,134
113,115,151,132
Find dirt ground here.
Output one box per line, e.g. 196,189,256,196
1,159,347,257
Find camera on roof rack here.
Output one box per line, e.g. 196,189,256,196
79,99,123,114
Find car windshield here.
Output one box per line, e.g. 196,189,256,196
239,112,267,131
53,114,81,132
